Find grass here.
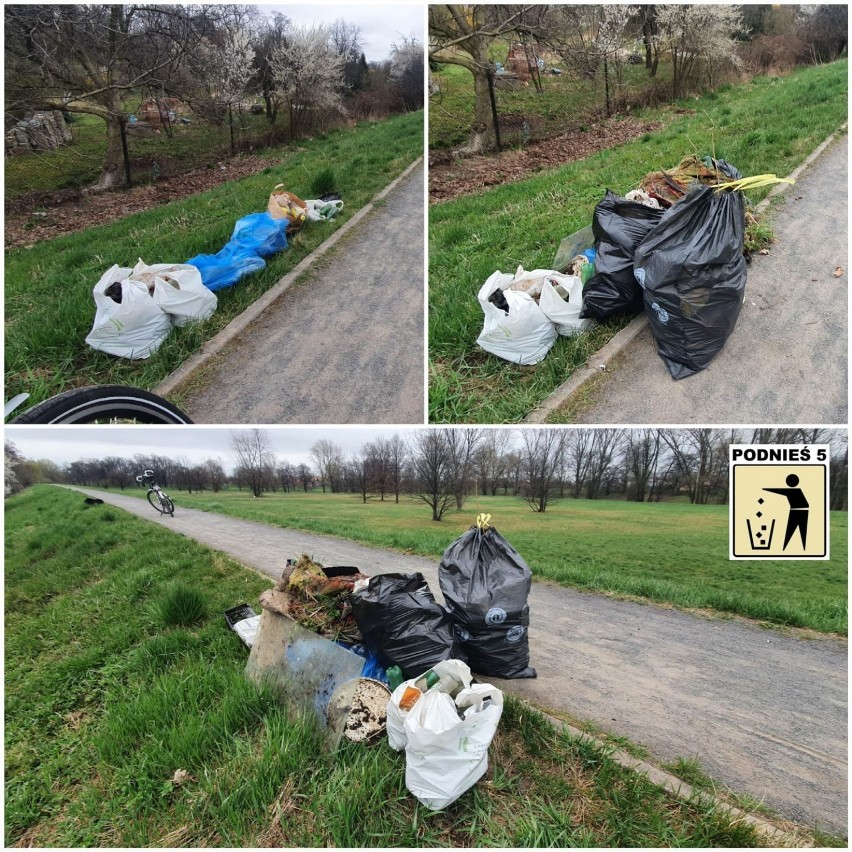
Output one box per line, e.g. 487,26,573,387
157,582,209,627
428,60,848,422
5,111,423,408
5,484,770,847
108,487,847,635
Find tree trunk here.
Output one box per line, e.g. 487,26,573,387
93,114,128,191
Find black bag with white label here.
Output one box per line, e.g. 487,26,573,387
439,526,536,679
633,159,746,380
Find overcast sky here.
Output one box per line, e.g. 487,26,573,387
261,3,424,61
5,426,443,471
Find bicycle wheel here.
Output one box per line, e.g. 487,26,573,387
11,386,193,424
147,490,167,514
162,497,175,516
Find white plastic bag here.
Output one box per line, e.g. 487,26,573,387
386,659,472,752
403,682,503,810
305,199,344,222
130,260,217,326
538,273,595,336
85,264,172,360
476,268,557,365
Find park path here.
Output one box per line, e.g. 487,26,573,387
66,485,847,834
570,132,848,424
177,162,425,424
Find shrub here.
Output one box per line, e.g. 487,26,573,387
310,166,337,197
157,582,208,627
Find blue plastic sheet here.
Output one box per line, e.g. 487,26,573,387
187,242,266,292
231,212,289,258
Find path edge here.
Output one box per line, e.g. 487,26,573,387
523,125,847,424
154,156,424,398
538,709,811,848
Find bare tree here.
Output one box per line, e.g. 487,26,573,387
297,463,313,492
446,428,484,510
475,430,511,496
386,433,408,504
585,430,624,500
230,428,275,498
520,429,565,512
203,459,227,493
624,429,662,502
408,430,456,521
565,428,595,498
310,439,346,493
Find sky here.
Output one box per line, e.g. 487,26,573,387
4,425,434,470
261,3,424,62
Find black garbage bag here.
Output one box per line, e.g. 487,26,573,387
580,191,665,321
439,526,536,679
350,572,462,680
633,160,746,380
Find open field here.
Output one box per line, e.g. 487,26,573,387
106,487,847,634
428,60,848,423
5,112,422,409
5,485,768,847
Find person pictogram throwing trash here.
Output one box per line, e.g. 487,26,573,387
763,474,809,550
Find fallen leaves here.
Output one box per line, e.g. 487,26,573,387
5,155,274,250
429,118,662,204
172,768,194,785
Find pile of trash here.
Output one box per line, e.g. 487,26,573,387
477,154,793,379
228,517,534,810
86,183,343,360
258,553,366,645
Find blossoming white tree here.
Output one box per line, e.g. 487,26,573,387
655,4,745,97
268,25,346,137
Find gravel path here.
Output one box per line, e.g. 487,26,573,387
67,485,848,834
180,162,425,424
571,133,848,424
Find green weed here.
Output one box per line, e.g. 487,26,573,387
156,582,209,627
309,166,337,197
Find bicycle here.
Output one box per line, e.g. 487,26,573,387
6,386,193,424
137,470,175,516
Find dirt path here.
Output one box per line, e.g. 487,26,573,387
66,485,848,834
568,133,848,424
174,162,424,424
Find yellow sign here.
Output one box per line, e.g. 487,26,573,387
730,445,829,560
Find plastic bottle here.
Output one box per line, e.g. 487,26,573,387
387,665,404,691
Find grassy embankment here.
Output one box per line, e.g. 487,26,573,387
429,60,848,423
5,111,422,408
6,485,767,847
108,487,847,635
